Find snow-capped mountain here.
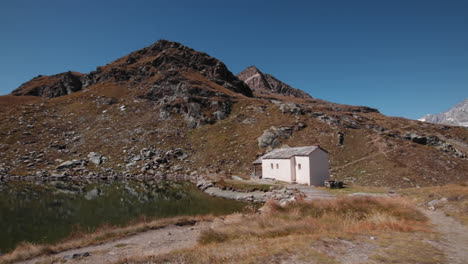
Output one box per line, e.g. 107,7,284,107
419,99,468,127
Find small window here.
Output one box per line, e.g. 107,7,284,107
298,163,301,170
276,164,279,169
271,163,274,169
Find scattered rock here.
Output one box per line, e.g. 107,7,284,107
428,197,448,210
56,160,86,170
88,152,105,165
196,179,213,191
241,117,257,124
49,141,66,150
95,96,117,106
279,103,303,114
63,252,90,260
231,175,244,181
84,188,100,200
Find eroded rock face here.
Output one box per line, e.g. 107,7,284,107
237,66,311,98
12,72,83,98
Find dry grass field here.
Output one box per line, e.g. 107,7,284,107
114,196,444,264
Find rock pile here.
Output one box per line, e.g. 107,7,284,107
403,133,466,158
125,147,188,174
196,179,298,204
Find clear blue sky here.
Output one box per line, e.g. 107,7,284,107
1,0,467,119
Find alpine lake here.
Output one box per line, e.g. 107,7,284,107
0,180,248,253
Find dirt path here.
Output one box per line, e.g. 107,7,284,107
285,184,335,200
423,209,468,264
334,142,412,171
20,221,210,264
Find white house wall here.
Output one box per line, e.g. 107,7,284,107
262,158,293,182
294,156,310,185
309,150,330,186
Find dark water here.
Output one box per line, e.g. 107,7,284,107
0,181,247,253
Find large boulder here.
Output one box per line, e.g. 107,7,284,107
258,126,293,148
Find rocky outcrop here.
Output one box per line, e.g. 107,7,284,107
81,40,253,98
141,70,234,127
237,66,311,98
403,133,466,158
258,126,294,148
12,71,83,98
124,41,252,128
146,40,253,97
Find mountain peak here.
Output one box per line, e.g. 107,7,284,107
146,39,194,54
419,98,468,127
12,40,253,98
244,65,262,73
237,66,312,99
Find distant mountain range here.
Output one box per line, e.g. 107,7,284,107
419,99,468,127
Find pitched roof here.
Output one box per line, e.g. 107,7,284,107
258,145,326,161
253,157,263,164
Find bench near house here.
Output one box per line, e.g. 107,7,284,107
253,145,330,186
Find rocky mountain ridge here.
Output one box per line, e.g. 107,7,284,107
1,40,467,188
12,72,84,98
14,40,256,129
13,40,252,99
237,66,311,98
419,99,468,127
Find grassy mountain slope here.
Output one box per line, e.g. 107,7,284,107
0,40,467,188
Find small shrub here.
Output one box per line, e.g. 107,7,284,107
199,229,229,244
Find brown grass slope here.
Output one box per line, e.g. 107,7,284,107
115,196,444,264
1,86,467,188
1,40,467,188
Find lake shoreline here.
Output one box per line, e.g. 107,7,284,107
0,180,247,254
